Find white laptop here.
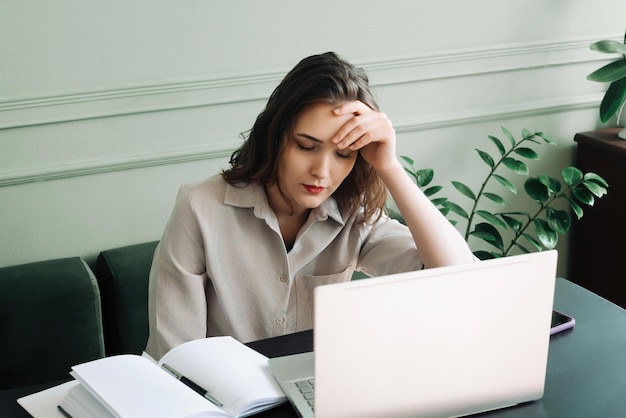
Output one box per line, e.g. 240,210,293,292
269,250,558,418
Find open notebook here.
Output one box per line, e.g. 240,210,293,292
269,250,558,418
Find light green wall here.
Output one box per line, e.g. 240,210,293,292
1,1,624,275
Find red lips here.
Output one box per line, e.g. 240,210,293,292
304,185,325,194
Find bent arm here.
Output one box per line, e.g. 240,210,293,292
332,101,474,268
378,162,475,268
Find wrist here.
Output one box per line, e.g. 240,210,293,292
374,159,404,181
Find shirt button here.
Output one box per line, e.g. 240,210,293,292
279,275,288,282
274,317,285,325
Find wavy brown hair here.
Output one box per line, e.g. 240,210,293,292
222,52,387,224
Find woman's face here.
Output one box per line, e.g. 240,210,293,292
268,102,358,216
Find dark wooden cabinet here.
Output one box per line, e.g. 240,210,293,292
571,128,626,308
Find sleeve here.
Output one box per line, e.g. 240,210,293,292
145,185,209,360
357,215,424,278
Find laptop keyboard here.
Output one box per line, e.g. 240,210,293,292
295,378,315,410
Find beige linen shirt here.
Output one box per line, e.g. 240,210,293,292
145,175,422,359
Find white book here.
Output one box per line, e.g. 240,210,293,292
19,336,286,418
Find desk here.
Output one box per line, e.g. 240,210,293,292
2,278,626,417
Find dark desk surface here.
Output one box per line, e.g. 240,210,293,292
3,278,626,418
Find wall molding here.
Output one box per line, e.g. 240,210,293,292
0,92,602,188
0,37,610,130
0,36,613,187
393,93,602,134
0,145,234,187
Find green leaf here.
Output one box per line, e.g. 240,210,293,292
562,167,583,186
590,40,626,54
522,233,544,251
526,137,542,145
502,157,529,175
488,135,506,156
565,196,584,220
470,230,497,241
476,149,495,168
600,78,626,123
500,214,523,231
476,210,507,229
400,155,414,166
583,172,608,187
504,210,531,217
416,169,434,187
404,167,418,182
587,59,626,83
534,219,558,249
514,147,540,160
452,181,476,200
473,250,497,260
583,180,608,198
483,192,506,206
572,186,595,206
430,197,448,206
537,132,557,145
501,127,515,146
546,207,571,234
441,201,469,219
423,185,443,197
471,223,504,251
493,174,517,194
524,177,550,204
537,174,561,194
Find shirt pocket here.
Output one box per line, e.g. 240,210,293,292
294,265,354,331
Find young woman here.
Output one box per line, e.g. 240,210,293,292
145,52,475,359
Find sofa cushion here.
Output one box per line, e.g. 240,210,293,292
0,257,105,389
94,241,158,355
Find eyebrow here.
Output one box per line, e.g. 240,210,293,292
295,133,323,144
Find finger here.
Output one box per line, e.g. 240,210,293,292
333,100,372,116
335,112,392,148
333,113,378,148
347,122,391,151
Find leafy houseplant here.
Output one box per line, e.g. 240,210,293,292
587,31,626,126
400,127,609,260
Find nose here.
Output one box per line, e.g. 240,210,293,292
310,153,331,179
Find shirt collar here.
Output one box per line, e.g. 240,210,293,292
224,181,346,225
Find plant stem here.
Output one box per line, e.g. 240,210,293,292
464,132,538,241
503,200,553,256
464,174,493,240
502,184,580,255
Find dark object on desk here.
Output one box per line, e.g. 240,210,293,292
550,310,575,335
572,129,626,308
162,362,223,406
0,257,105,390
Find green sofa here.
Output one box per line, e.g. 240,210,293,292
0,257,105,389
94,241,159,356
0,239,371,389
0,242,158,389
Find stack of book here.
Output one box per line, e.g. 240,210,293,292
19,336,287,418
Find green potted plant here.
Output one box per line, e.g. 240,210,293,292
587,30,626,138
397,127,608,260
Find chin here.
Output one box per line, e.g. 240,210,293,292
298,195,327,209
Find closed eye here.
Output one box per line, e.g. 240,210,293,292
293,133,354,159
335,151,354,159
